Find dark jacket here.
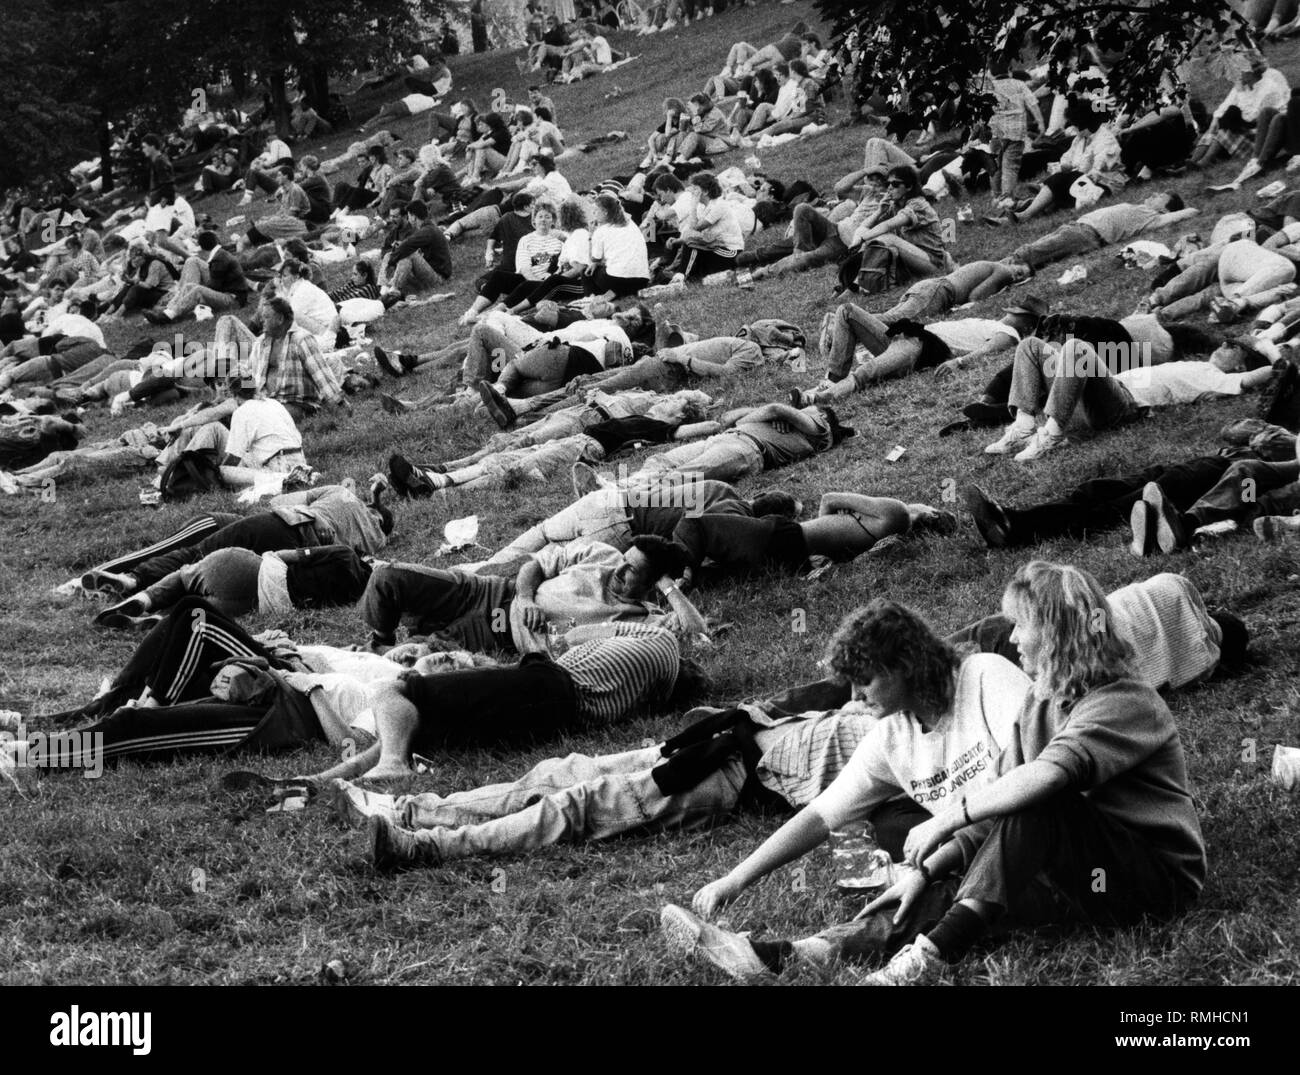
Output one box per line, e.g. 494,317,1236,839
209,247,250,297
389,223,453,278
299,174,334,224
281,544,372,609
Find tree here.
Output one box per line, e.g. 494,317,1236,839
815,0,1255,127
201,0,453,139
0,2,92,193
51,0,220,194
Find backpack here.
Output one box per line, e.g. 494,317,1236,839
737,318,806,360
159,448,223,502
850,240,898,295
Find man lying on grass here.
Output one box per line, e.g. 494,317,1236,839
383,389,719,496
661,563,1211,985
7,596,444,771
466,478,797,575
320,569,1237,873
666,493,957,580
962,419,1300,552
362,536,704,656
304,623,706,784
83,482,392,600
983,333,1281,464
625,401,855,484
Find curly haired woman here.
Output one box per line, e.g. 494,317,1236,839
659,598,1030,978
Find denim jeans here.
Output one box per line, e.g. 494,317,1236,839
1008,222,1104,270
989,136,1024,200
486,487,632,567
635,432,764,483
390,746,746,859
1009,336,1140,429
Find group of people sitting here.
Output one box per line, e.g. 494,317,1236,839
3,3,1300,990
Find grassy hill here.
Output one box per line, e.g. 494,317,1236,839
1,2,1298,985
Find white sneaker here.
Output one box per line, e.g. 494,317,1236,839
984,424,1035,455
1014,426,1068,463
239,191,254,206
859,934,945,986
1237,158,1264,184
659,904,772,981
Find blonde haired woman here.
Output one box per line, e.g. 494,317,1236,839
859,560,1206,984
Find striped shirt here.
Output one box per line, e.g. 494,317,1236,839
514,231,566,281
559,623,680,723
1108,573,1221,691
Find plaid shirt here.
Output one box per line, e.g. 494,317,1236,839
252,327,343,409
988,75,1041,142
749,705,878,808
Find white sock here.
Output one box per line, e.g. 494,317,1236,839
1010,411,1035,433
1043,416,1064,437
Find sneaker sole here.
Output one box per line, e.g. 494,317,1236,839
81,571,128,595
1129,500,1153,558
659,904,769,981
1142,482,1185,553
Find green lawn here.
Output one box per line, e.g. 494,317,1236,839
2,2,1299,986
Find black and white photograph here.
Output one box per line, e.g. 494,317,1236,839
0,0,1294,1043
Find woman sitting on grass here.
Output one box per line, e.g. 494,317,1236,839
673,93,737,163
464,113,513,186
667,172,745,280
837,164,951,288
989,98,1126,226
641,98,690,170
661,562,1207,985
506,197,592,313
585,193,651,301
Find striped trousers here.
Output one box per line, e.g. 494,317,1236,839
43,598,288,763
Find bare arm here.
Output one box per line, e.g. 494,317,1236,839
693,807,830,916
163,397,237,435
853,209,910,246
903,758,1069,866
671,420,722,440
658,575,706,636
729,401,823,434
1153,207,1201,229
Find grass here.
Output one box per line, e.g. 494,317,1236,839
2,1,1299,986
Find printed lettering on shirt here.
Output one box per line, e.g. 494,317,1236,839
909,739,994,804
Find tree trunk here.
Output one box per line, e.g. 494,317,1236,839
98,115,115,194
268,68,292,139
305,62,331,115
232,63,249,102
